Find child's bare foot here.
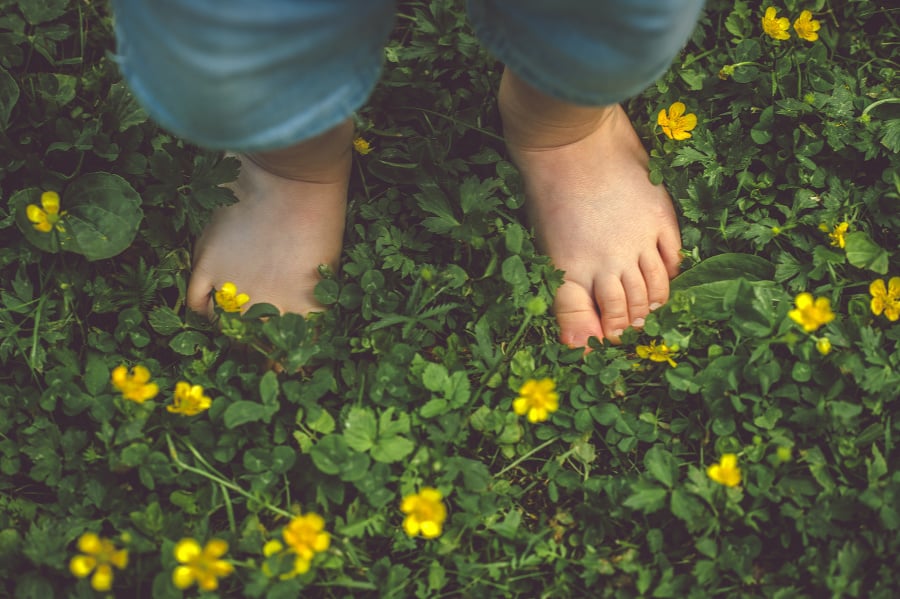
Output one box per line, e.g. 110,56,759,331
499,71,681,347
186,121,352,318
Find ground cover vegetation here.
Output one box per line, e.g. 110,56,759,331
1,0,898,596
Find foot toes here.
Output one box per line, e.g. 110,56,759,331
640,252,671,313
554,281,604,348
594,275,631,343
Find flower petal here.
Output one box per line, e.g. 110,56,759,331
174,538,202,563
70,555,96,578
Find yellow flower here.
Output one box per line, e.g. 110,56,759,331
657,102,697,140
69,532,129,592
788,292,835,332
513,378,560,423
635,340,679,368
214,282,250,313
26,190,66,233
352,136,372,155
816,337,832,356
870,277,900,321
172,538,234,591
828,221,849,248
282,513,331,575
167,381,212,416
400,487,447,539
762,7,791,40
793,10,821,42
110,365,160,403
707,453,742,487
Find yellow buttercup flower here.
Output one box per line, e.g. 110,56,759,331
816,337,832,356
828,221,849,248
707,453,742,487
352,136,372,155
111,365,160,403
513,378,560,423
788,292,835,332
282,513,331,575
793,10,821,42
636,339,679,368
69,532,129,592
657,102,697,140
167,382,212,416
400,487,447,539
762,7,791,40
870,277,900,322
172,538,234,591
214,282,250,313
26,190,66,233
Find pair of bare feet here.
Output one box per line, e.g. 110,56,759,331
186,71,682,347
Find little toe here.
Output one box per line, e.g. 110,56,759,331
187,270,214,318
594,274,631,343
658,227,683,278
640,252,671,312
554,280,605,348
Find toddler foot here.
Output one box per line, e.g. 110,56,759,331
499,72,681,346
186,121,352,318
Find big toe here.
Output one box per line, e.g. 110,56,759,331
554,281,604,348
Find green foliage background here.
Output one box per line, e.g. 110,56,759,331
1,0,898,597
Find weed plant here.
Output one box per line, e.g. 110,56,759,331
1,0,898,597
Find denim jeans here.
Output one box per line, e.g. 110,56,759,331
111,0,704,151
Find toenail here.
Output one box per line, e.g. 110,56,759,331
612,329,623,338
631,318,645,328
649,302,662,311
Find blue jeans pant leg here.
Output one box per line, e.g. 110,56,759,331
467,0,706,106
111,0,396,151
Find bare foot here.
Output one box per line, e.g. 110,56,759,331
499,72,681,347
186,122,352,318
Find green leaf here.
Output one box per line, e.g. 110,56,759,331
18,0,68,24
262,312,307,351
371,435,415,463
83,353,109,396
343,407,378,452
672,253,775,289
309,434,351,475
845,231,890,274
223,400,274,429
644,445,678,488
0,66,20,129
260,371,279,406
502,255,529,294
314,279,339,305
420,398,449,418
148,306,184,335
62,173,144,260
169,331,208,355
108,82,148,131
622,484,668,513
422,362,449,392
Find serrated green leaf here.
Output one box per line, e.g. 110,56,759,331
644,445,678,488
422,362,449,393
343,407,377,452
371,435,415,463
845,231,889,274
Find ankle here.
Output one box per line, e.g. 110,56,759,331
244,119,354,184
498,69,615,150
